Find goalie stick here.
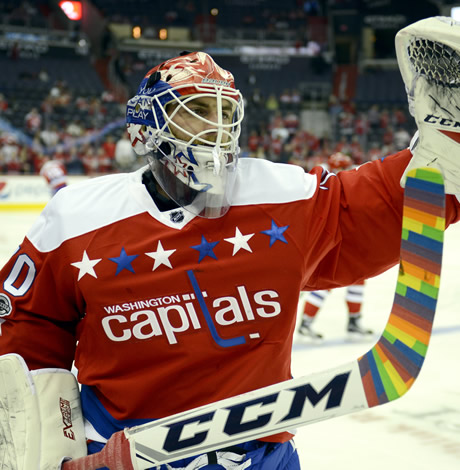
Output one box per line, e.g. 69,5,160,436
63,167,446,470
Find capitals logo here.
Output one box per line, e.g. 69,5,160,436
101,271,281,348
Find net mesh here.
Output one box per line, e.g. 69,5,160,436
408,38,460,87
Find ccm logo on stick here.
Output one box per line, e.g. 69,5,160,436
162,373,351,453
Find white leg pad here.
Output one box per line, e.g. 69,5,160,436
0,354,87,469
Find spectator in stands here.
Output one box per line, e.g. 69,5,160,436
249,88,264,108
101,90,116,103
379,108,391,131
80,143,99,175
338,111,354,140
21,145,36,174
0,93,8,114
8,41,19,60
269,134,284,162
48,80,72,107
254,146,267,159
271,122,290,145
367,142,382,161
327,94,343,116
367,104,381,132
382,126,395,148
290,88,302,108
283,111,300,137
334,136,351,155
247,130,260,157
265,93,279,112
75,96,89,111
259,129,272,156
66,146,85,175
269,111,284,133
349,136,364,164
102,135,117,162
24,108,42,135
38,68,49,84
392,106,407,127
279,89,293,109
354,112,370,147
65,119,84,138
88,97,106,128
39,124,60,149
96,147,113,174
287,145,310,170
394,126,411,150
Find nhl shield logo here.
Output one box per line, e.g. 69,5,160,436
170,210,185,223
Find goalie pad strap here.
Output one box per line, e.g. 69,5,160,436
0,354,87,470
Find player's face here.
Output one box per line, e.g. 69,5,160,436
167,96,233,145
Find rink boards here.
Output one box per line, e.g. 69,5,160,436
0,175,87,211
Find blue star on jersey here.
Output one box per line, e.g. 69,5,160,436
109,247,139,275
71,220,290,279
261,220,289,247
191,236,220,263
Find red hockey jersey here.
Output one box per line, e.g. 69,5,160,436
0,150,458,443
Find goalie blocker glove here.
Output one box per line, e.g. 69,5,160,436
396,16,460,195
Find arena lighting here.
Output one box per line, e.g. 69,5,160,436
159,28,168,40
132,26,142,39
59,1,82,21
452,7,460,21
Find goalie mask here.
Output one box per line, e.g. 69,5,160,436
126,52,245,218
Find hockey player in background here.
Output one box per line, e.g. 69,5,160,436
39,157,68,196
298,153,372,340
298,280,371,340
1,35,460,470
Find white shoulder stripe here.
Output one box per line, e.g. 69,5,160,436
27,170,146,253
233,158,317,205
26,161,318,253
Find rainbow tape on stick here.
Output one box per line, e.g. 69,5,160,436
358,167,445,406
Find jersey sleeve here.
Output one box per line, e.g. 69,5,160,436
304,148,460,290
0,221,81,371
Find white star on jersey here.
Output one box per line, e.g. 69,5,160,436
146,241,176,270
71,251,102,281
224,227,254,255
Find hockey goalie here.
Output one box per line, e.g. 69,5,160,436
1,16,460,470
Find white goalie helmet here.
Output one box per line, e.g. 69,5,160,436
126,51,245,218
